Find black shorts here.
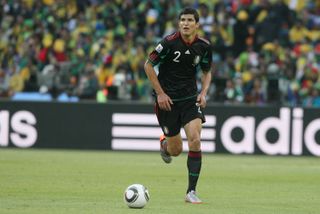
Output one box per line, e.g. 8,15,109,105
154,97,206,137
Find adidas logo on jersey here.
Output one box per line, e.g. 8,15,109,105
185,50,190,54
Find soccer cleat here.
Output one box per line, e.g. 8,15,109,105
160,135,172,164
185,190,203,204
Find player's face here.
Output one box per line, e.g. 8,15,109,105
178,14,199,38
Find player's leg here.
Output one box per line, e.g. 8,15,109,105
160,133,183,163
180,97,205,203
165,134,183,156
184,118,203,203
155,102,182,163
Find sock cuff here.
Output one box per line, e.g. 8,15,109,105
188,151,202,158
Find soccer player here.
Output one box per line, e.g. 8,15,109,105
144,7,212,204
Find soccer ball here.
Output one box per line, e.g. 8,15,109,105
124,184,150,208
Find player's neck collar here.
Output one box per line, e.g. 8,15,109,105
178,32,198,46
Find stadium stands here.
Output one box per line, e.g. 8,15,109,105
0,0,319,106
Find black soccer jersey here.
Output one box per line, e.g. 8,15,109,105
148,32,212,101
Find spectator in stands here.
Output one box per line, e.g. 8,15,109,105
8,65,24,97
77,67,99,100
199,3,214,40
0,69,9,97
233,10,249,57
246,77,267,105
289,20,310,44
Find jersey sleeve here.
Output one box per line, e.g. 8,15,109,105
200,45,212,73
147,39,169,66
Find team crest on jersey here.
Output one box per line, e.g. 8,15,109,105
155,44,163,53
193,55,200,66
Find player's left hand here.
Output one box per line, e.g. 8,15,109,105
197,94,207,108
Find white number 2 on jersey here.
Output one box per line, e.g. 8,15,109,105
173,51,181,62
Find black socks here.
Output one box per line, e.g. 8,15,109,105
187,151,202,193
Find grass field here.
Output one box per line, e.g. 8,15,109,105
0,148,319,214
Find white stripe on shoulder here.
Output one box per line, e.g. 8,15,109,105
198,37,210,45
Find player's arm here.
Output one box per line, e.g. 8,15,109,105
197,47,213,108
197,70,211,108
144,60,173,111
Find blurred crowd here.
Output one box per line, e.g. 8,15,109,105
0,0,320,107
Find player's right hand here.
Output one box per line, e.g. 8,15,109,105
157,93,173,111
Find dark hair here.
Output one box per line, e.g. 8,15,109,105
178,7,199,23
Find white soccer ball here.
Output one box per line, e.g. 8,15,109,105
124,184,150,208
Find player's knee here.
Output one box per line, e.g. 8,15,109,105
189,137,201,151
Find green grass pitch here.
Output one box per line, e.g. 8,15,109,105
0,148,319,214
